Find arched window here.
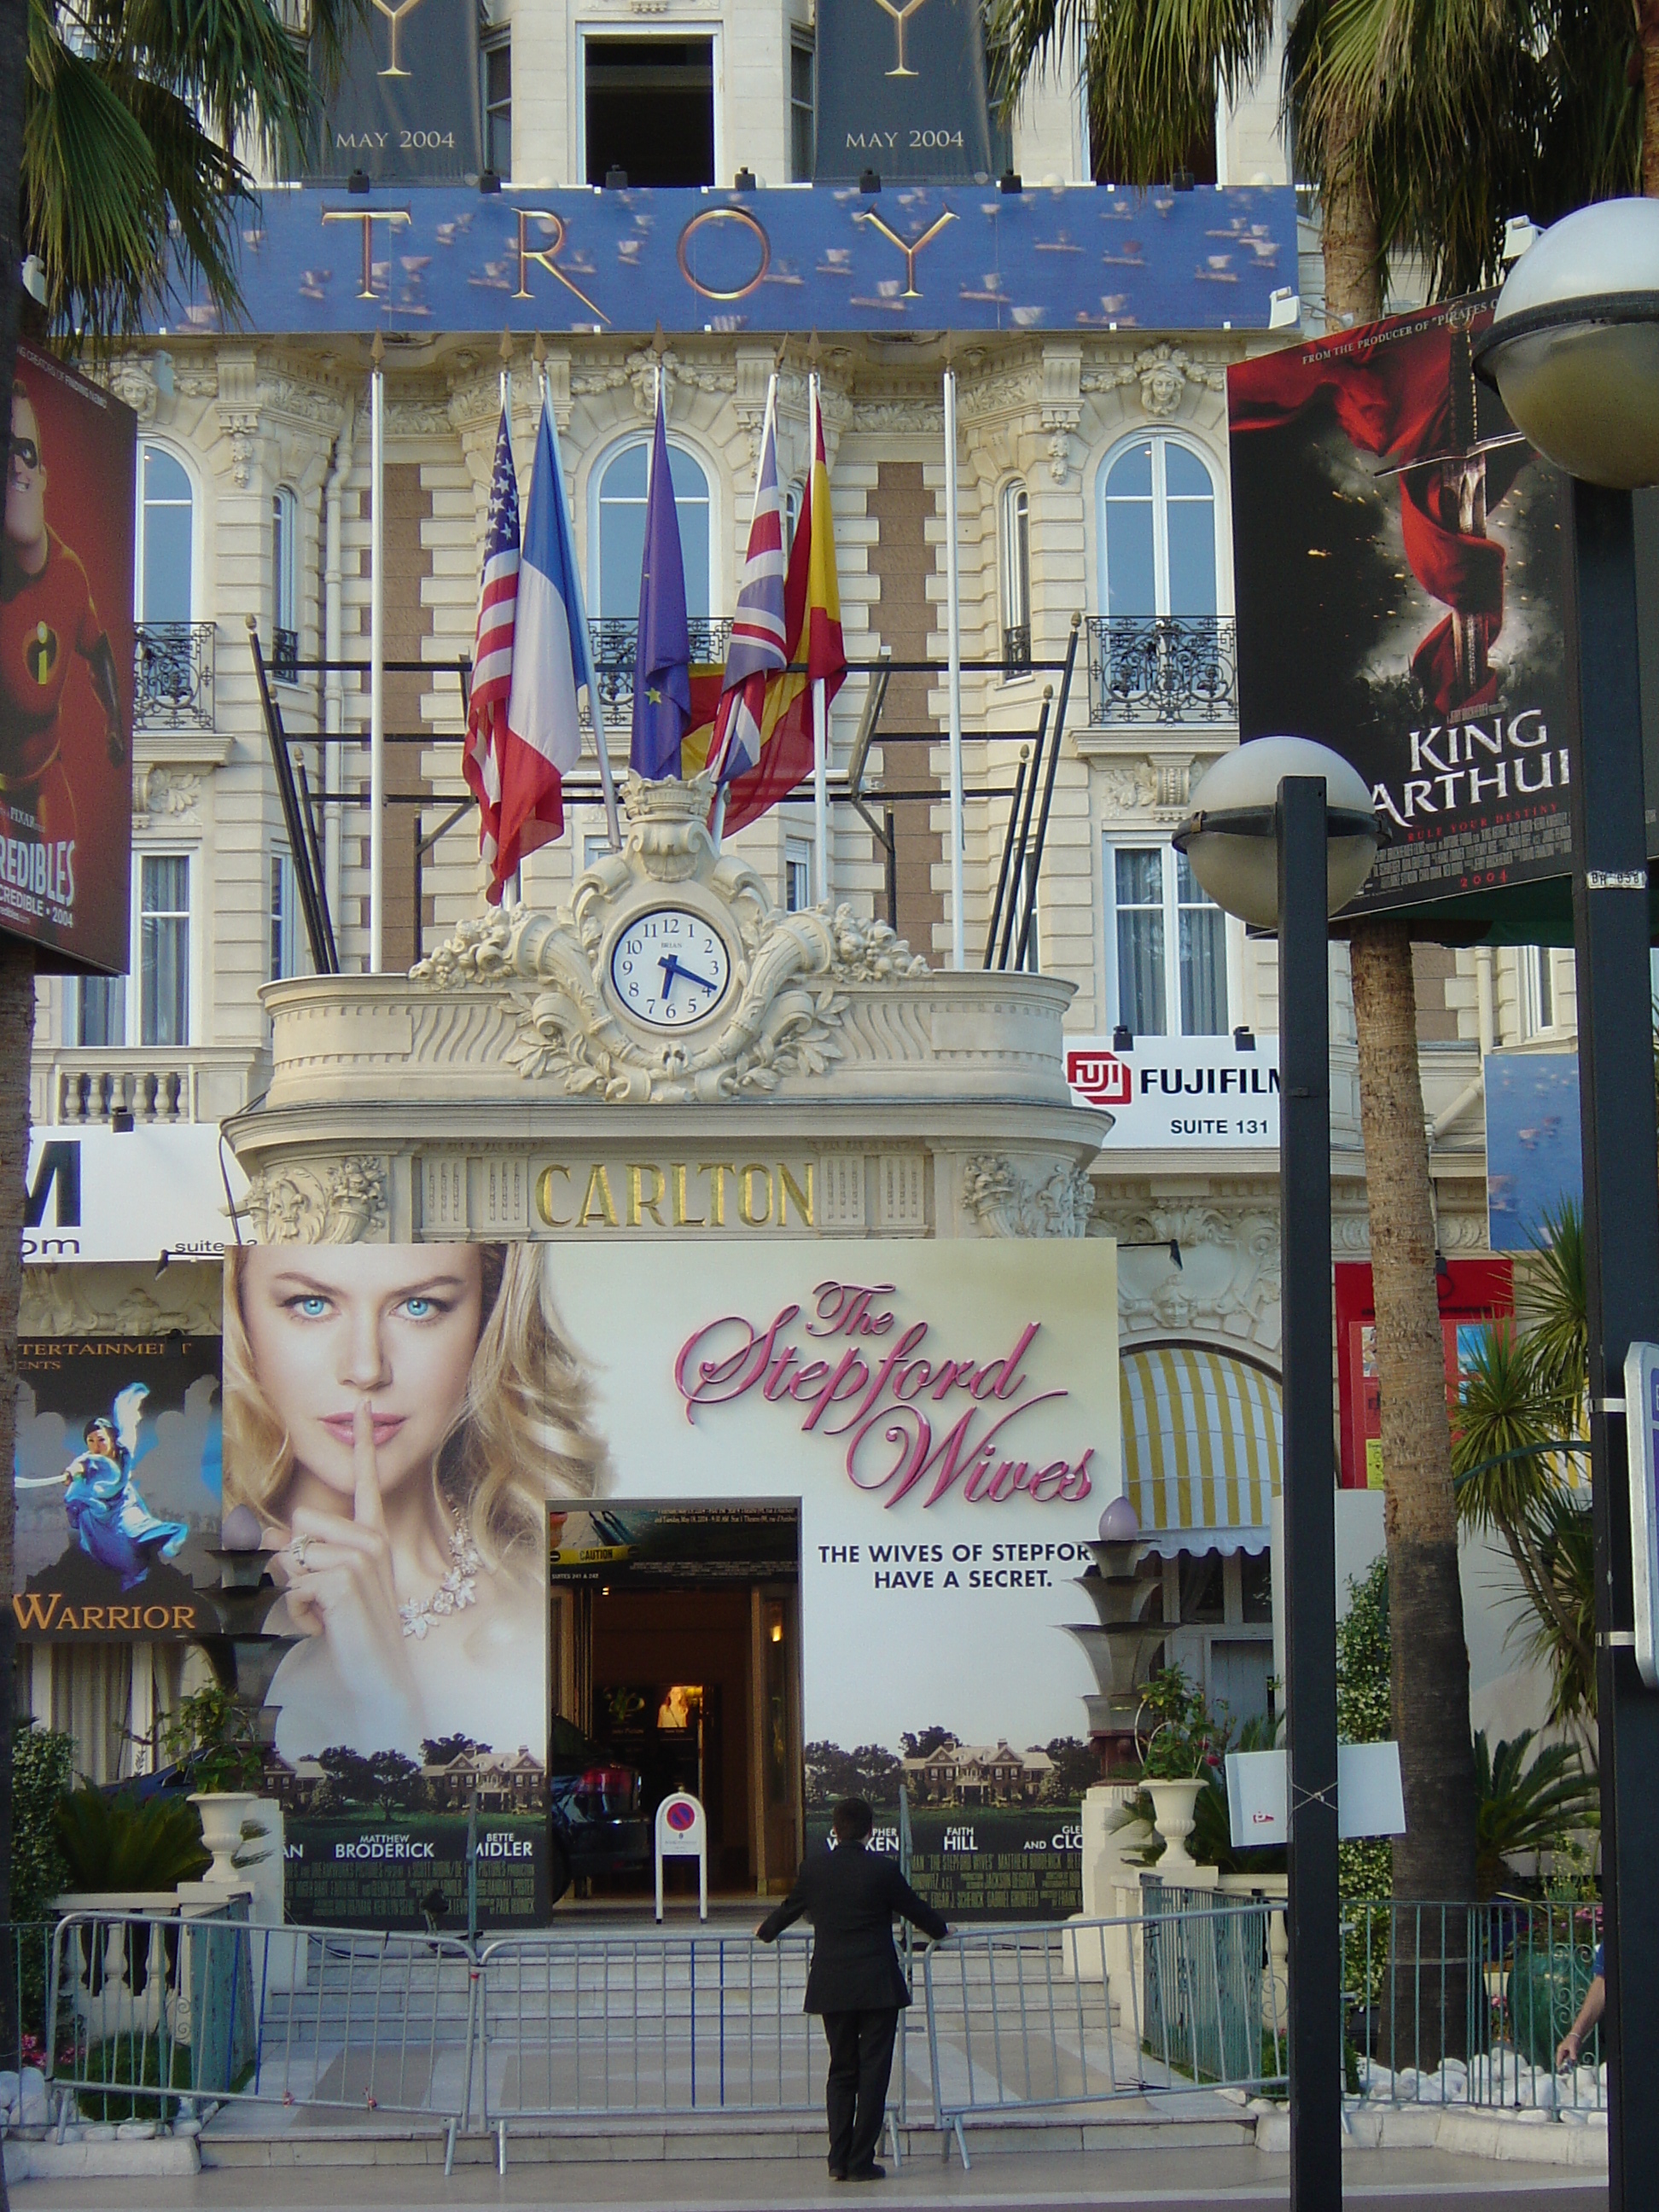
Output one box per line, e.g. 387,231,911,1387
136,443,194,623
1099,435,1217,618
593,437,713,620
999,479,1030,668
272,486,299,678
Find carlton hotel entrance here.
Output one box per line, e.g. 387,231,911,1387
550,1503,803,1901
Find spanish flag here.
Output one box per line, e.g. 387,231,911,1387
684,396,846,835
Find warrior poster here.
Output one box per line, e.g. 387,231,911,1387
3,343,136,974
1228,300,1578,916
12,1337,223,1638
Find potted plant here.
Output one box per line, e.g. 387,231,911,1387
160,1685,270,1889
1136,1666,1226,1879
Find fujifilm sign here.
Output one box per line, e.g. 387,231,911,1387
1065,1035,1281,1151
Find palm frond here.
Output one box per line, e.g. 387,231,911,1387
1474,1726,1598,1891
1452,1321,1575,1532
1516,1489,1598,1727
989,0,1277,179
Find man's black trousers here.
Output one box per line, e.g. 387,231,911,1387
820,2006,899,2175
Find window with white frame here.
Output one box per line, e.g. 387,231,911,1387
69,854,195,1045
583,830,612,871
482,31,511,176
790,38,815,181
785,837,812,912
136,444,194,623
272,485,299,675
1000,480,1030,668
593,438,712,620
138,854,190,1046
1108,843,1228,1037
1099,435,1218,619
1518,946,1556,1037
270,848,302,981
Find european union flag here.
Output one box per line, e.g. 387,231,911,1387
629,386,691,779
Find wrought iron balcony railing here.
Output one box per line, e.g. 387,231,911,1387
1086,615,1237,726
134,621,216,731
1002,624,1032,673
587,616,734,717
272,627,300,684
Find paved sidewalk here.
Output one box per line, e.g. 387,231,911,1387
9,2145,1608,2212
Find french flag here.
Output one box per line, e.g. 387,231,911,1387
493,398,601,888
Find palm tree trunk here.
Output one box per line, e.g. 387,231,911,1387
1,6,32,2187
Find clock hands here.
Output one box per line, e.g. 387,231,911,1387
658,952,720,1002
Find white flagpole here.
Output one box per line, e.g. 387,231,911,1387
943,365,964,971
369,332,386,972
502,360,521,907
810,373,828,908
713,372,779,861
538,361,622,852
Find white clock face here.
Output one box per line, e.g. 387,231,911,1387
609,909,732,1029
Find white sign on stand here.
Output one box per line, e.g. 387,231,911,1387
655,1792,707,1922
1225,1743,1406,1848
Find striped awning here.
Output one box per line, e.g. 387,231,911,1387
1120,1342,1281,1554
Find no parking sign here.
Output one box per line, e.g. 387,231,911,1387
655,1792,707,1922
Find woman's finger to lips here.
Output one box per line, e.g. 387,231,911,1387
352,1400,387,1534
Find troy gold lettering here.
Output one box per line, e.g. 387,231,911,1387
853,209,956,299
372,0,424,77
628,1163,667,1227
677,207,771,302
738,1163,772,1228
514,212,609,323
579,1163,620,1228
535,1163,573,1228
320,207,412,299
778,1162,815,1228
870,0,927,74
701,1162,736,1229
672,1161,706,1229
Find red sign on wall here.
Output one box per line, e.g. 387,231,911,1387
1334,1259,1513,1491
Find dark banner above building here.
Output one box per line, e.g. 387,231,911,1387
308,0,483,183
148,183,1296,336
815,0,997,183
1228,300,1580,927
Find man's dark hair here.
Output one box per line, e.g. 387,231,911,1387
832,1797,874,1843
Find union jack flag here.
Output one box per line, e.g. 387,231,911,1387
709,405,787,785
463,408,520,875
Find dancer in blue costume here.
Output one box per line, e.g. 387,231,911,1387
61,1384,189,1590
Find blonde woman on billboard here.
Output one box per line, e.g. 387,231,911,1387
224,1243,605,1761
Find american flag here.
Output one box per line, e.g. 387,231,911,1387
709,405,788,785
463,408,520,877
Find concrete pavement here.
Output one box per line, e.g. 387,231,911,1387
7,2145,1608,2212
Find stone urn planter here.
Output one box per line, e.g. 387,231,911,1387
189,1791,261,1887
1144,1778,1207,1879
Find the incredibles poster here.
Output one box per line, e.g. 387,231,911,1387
2,342,136,974
1228,300,1579,916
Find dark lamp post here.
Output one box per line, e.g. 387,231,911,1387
1174,736,1379,2212
1475,197,1659,2212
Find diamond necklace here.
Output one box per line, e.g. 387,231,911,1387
399,1516,483,1640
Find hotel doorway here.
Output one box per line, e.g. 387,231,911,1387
550,1504,802,1899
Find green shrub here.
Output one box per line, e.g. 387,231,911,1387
12,1724,75,1923
53,1789,210,1894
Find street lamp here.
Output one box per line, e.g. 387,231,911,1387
1476,196,1659,2212
1175,735,1379,2212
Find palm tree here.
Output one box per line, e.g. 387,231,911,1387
0,2,369,2139
991,0,1640,1913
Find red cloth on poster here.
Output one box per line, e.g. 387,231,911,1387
1231,322,1522,716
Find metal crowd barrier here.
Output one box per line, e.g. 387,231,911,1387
46,1911,479,2161
472,1927,901,2168
923,1900,1285,2169
1343,1897,1606,2116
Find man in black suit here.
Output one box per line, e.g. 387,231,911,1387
757,1796,949,2183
